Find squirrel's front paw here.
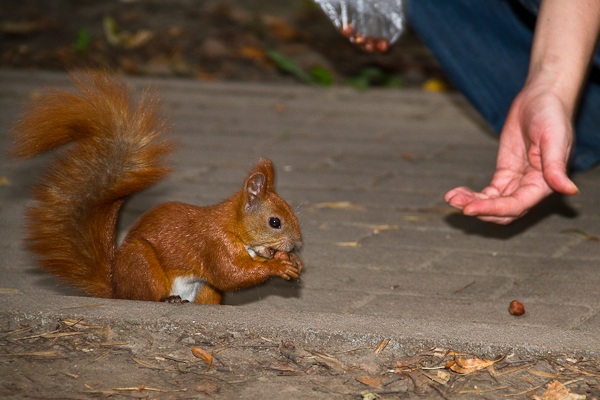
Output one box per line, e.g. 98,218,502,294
274,251,304,274
269,257,301,280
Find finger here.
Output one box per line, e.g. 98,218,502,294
289,254,303,272
462,189,541,219
536,119,579,195
539,141,578,195
444,186,473,202
445,187,493,209
446,194,470,210
476,215,518,225
285,266,299,279
542,159,579,195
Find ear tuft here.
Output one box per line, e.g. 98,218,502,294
244,172,265,212
250,158,275,192
246,172,265,196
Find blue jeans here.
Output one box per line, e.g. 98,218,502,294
404,0,600,171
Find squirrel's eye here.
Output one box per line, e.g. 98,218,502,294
269,217,281,229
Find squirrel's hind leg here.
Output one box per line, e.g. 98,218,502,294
113,239,171,301
195,284,222,304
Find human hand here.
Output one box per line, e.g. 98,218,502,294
444,0,600,225
444,87,579,225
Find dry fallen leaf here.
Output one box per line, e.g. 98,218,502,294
395,360,409,371
528,369,557,379
261,361,297,372
191,346,213,371
316,201,366,210
273,103,287,113
448,356,502,374
561,229,600,242
434,370,451,385
266,16,299,41
402,152,415,161
103,15,153,49
194,382,219,396
356,375,385,388
533,380,586,400
422,370,451,385
363,224,399,232
421,78,447,92
0,21,42,35
238,46,268,61
358,363,379,374
336,241,359,247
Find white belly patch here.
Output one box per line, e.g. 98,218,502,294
170,276,205,303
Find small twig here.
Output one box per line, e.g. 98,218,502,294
112,386,173,393
429,383,451,400
496,362,535,376
504,386,541,397
132,357,176,371
333,346,374,355
59,303,104,310
374,339,390,355
0,326,35,339
563,378,585,386
90,349,111,364
452,281,476,295
15,317,86,340
459,386,509,394
0,350,63,358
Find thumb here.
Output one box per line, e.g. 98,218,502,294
540,140,579,195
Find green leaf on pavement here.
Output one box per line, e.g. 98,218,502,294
267,49,313,84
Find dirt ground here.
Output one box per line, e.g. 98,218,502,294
1,317,600,399
0,0,448,88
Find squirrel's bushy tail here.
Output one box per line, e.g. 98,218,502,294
13,72,173,297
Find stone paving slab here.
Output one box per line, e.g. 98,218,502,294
1,69,599,356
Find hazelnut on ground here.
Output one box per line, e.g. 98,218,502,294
509,300,525,316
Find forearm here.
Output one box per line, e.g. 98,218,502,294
527,0,600,116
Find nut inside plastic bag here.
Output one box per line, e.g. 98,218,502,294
314,0,406,52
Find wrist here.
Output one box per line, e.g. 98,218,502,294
525,0,600,117
522,66,579,119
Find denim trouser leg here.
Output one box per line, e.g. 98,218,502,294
574,70,600,171
404,0,600,171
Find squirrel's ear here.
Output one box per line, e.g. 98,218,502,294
250,158,275,192
244,172,266,212
243,159,275,212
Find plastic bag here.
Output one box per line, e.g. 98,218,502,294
314,0,406,52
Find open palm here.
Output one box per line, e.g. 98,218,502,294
444,88,579,225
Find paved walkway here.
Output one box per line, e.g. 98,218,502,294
1,69,599,356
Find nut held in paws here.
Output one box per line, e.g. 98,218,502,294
273,251,290,261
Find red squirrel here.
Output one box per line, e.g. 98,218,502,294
12,72,303,305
